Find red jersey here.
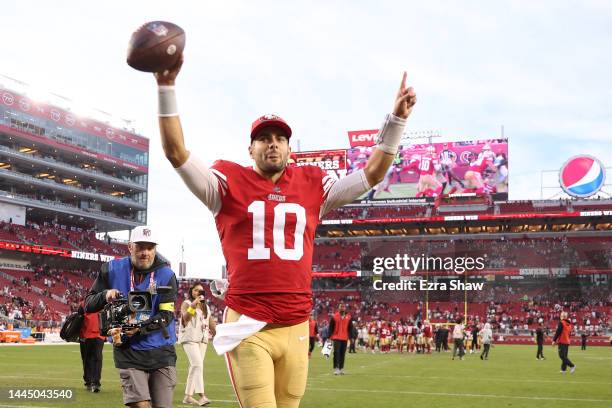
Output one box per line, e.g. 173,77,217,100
369,325,378,335
210,160,331,324
407,154,438,176
469,155,494,175
309,319,318,338
557,320,573,345
423,325,432,338
397,325,405,335
330,312,351,341
380,327,390,338
79,311,105,340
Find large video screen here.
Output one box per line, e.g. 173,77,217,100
346,139,509,202
290,149,347,180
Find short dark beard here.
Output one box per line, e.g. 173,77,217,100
260,160,287,175
131,255,154,272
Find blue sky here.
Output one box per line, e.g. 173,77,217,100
2,1,611,277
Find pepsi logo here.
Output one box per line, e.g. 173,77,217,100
559,155,606,198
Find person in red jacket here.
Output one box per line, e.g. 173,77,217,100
79,306,106,392
552,312,576,374
327,303,353,375
308,313,318,359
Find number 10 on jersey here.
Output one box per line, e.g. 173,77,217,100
247,201,306,261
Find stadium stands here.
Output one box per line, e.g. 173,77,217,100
0,221,128,255
322,198,612,221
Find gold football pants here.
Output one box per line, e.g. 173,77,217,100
224,308,309,408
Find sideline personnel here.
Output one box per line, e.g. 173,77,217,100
552,312,575,374
85,226,178,407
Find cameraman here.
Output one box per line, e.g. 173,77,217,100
85,226,178,408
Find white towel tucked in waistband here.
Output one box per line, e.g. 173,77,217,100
212,313,267,355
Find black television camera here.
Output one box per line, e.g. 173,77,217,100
100,286,172,346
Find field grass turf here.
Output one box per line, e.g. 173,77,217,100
357,183,418,201
0,344,610,407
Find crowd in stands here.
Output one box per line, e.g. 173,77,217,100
312,236,612,272
0,264,96,327
2,271,609,339
0,220,128,255
321,198,612,221
312,241,362,271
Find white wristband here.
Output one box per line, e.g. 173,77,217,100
376,113,406,155
158,85,178,117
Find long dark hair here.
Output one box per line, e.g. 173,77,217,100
188,282,204,301
187,282,208,318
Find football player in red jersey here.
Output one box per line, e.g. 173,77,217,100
396,321,405,353
405,146,443,197
154,56,417,407
423,320,433,353
406,321,415,353
463,145,496,194
367,322,378,353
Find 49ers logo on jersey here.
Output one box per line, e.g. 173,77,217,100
267,193,286,202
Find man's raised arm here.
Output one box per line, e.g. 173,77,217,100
364,72,417,187
154,55,223,215
320,72,417,216
155,55,189,168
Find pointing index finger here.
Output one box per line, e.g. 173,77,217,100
397,71,407,95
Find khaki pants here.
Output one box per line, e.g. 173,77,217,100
182,342,207,395
224,308,309,408
118,366,176,408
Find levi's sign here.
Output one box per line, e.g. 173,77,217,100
347,129,379,147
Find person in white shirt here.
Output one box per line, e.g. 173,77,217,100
479,322,493,360
451,318,465,360
179,283,217,406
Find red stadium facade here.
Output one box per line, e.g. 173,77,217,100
0,77,140,331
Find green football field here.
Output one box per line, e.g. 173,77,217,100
357,183,419,200
0,344,610,407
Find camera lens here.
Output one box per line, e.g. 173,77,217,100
131,295,146,311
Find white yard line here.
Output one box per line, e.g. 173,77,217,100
333,373,612,385
306,386,612,403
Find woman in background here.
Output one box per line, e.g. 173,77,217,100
179,282,217,406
